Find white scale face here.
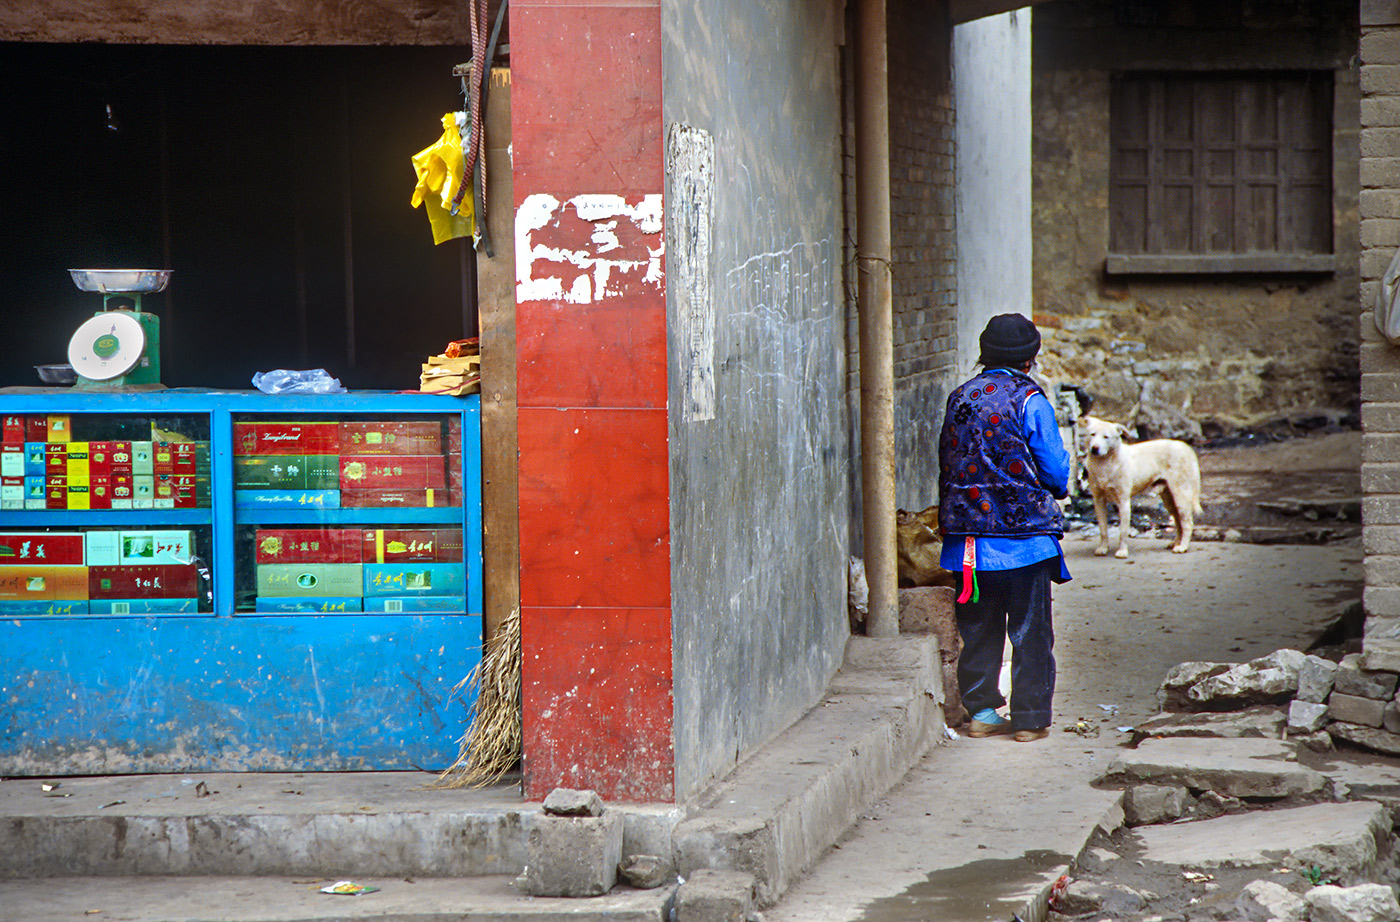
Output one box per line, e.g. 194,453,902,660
68,311,146,381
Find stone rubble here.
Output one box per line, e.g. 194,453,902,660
1304,882,1400,922
1235,879,1307,922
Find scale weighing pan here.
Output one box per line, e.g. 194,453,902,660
68,311,147,381
69,269,171,293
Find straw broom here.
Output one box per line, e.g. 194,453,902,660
435,607,522,788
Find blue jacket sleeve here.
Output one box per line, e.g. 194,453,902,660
1023,393,1070,499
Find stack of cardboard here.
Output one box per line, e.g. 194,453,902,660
421,338,481,396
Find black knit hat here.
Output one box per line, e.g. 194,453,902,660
978,313,1041,367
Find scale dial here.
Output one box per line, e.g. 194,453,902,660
68,311,146,381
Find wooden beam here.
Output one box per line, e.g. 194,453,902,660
950,0,1056,25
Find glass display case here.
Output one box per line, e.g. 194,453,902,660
0,390,482,773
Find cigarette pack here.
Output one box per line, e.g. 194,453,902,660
46,415,71,443
255,529,363,564
25,417,46,442
234,422,341,456
1,478,21,509
115,530,195,566
234,456,341,490
362,528,464,564
234,490,342,510
0,533,86,566
89,565,200,599
1,446,23,477
339,456,445,490
253,596,363,614
2,416,25,445
362,596,465,613
89,476,112,509
66,482,90,510
257,563,364,598
363,563,466,598
89,598,199,615
44,445,65,475
24,443,45,476
0,566,90,600
339,421,442,456
65,443,89,478
0,599,88,615
131,442,153,475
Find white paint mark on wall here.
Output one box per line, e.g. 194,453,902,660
516,193,664,304
667,123,716,421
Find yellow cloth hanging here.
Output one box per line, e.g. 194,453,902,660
411,112,475,245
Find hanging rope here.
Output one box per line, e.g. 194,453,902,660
451,0,487,219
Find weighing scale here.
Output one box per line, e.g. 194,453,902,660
66,269,170,388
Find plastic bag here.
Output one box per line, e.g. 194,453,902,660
251,369,346,395
410,112,475,245
1377,247,1400,345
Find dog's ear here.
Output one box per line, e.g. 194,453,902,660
1114,423,1131,439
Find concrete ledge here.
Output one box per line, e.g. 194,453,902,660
671,635,943,908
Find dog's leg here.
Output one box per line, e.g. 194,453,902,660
1162,489,1182,550
1093,493,1111,556
1170,484,1195,553
1114,488,1131,558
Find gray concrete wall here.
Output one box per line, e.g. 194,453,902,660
662,0,851,800
1032,0,1360,439
1361,2,1400,669
954,10,1032,377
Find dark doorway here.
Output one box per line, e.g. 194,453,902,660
0,43,476,389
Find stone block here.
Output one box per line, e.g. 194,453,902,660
618,854,672,890
1187,649,1304,707
1386,700,1400,734
1132,706,1285,741
1289,700,1331,733
1362,642,1400,673
1297,655,1339,703
1329,721,1400,755
1123,784,1189,826
675,869,756,922
1236,879,1307,922
1333,653,1400,699
1156,661,1230,711
543,788,604,817
897,587,957,659
520,810,623,897
1305,883,1400,922
1103,738,1327,800
1329,693,1387,728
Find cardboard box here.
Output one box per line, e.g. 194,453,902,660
0,566,89,600
255,529,363,564
340,421,442,456
363,563,466,598
362,595,464,613
46,415,71,443
89,598,198,615
0,533,85,566
234,422,340,456
0,599,88,615
234,490,341,510
257,563,364,598
234,456,340,490
362,528,464,564
89,565,200,599
339,456,445,491
341,489,444,508
254,596,362,614
3,416,25,445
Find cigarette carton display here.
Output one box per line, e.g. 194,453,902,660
0,533,86,566
88,598,199,615
89,565,200,599
234,456,340,490
362,528,464,564
339,456,445,491
363,563,466,598
234,490,341,510
0,599,88,615
340,421,442,456
340,488,446,508
255,529,363,564
254,596,362,614
234,422,340,456
257,563,364,598
0,566,90,600
362,596,464,613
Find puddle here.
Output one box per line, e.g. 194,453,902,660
853,849,1069,922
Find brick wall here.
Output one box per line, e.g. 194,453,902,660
844,0,959,539
1362,3,1400,669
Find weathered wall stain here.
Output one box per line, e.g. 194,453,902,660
516,193,665,305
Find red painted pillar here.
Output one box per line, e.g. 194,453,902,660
511,0,674,801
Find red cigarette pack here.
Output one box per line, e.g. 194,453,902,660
234,422,341,456
89,565,200,599
362,528,465,564
90,476,112,509
340,421,442,456
0,533,85,566
24,417,46,442
339,456,445,490
255,529,363,564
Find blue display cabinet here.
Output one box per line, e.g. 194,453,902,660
0,389,482,774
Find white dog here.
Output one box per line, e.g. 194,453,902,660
1079,416,1203,558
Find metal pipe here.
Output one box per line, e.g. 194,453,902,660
856,0,898,637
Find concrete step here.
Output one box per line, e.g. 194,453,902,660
0,875,672,922
1101,737,1329,799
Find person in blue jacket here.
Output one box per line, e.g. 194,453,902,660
938,314,1071,743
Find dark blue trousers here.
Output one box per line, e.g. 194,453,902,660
955,559,1056,731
